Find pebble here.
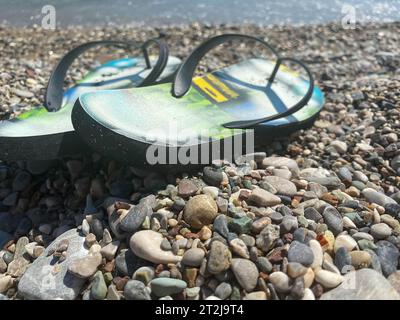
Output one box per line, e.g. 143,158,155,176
178,179,198,198
202,186,219,199
334,247,352,273
229,238,250,259
124,280,151,300
263,176,297,196
261,157,299,174
269,271,291,293
315,269,344,288
18,229,89,300
120,202,152,233
228,216,252,234
362,188,397,206
182,248,205,267
130,230,181,264
91,271,107,300
287,262,308,278
388,271,400,295
349,250,371,269
320,269,400,300
214,282,232,300
203,166,224,187
370,223,392,239
230,258,259,292
184,195,219,229
248,188,281,207
375,240,399,277
256,257,273,274
322,206,343,235
334,234,358,253
256,224,280,252
68,253,102,279
213,214,229,238
100,240,120,260
287,241,314,267
309,239,323,269
243,291,267,300
132,266,155,285
207,241,231,275
150,278,187,297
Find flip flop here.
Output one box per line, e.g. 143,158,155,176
0,35,182,161
71,34,325,166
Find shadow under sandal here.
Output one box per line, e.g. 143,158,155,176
71,33,325,167
0,35,182,161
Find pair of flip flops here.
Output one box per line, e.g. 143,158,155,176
0,34,325,166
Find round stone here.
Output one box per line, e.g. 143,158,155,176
349,250,371,269
182,248,205,267
184,195,218,229
124,280,151,300
207,241,232,275
263,176,297,196
370,223,392,240
269,271,291,293
214,282,232,300
178,179,198,198
230,258,258,292
288,241,314,267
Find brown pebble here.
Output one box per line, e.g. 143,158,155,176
114,276,130,291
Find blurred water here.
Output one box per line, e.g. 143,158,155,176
0,0,398,26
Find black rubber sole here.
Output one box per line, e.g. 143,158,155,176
0,131,88,161
71,98,321,169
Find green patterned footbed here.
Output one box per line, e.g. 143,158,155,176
78,58,325,146
0,55,182,137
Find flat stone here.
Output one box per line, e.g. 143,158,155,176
370,223,392,240
375,240,399,277
315,269,344,288
304,207,323,222
184,195,218,229
178,179,198,198
182,248,205,267
322,206,343,235
288,241,314,267
263,176,297,196
230,258,258,292
207,241,231,275
362,188,397,206
213,214,229,238
124,280,151,300
130,230,182,264
68,253,102,279
320,269,400,300
120,202,152,233
150,278,187,297
248,188,281,207
261,157,299,174
18,229,89,300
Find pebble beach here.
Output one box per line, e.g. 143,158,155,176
0,21,400,300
